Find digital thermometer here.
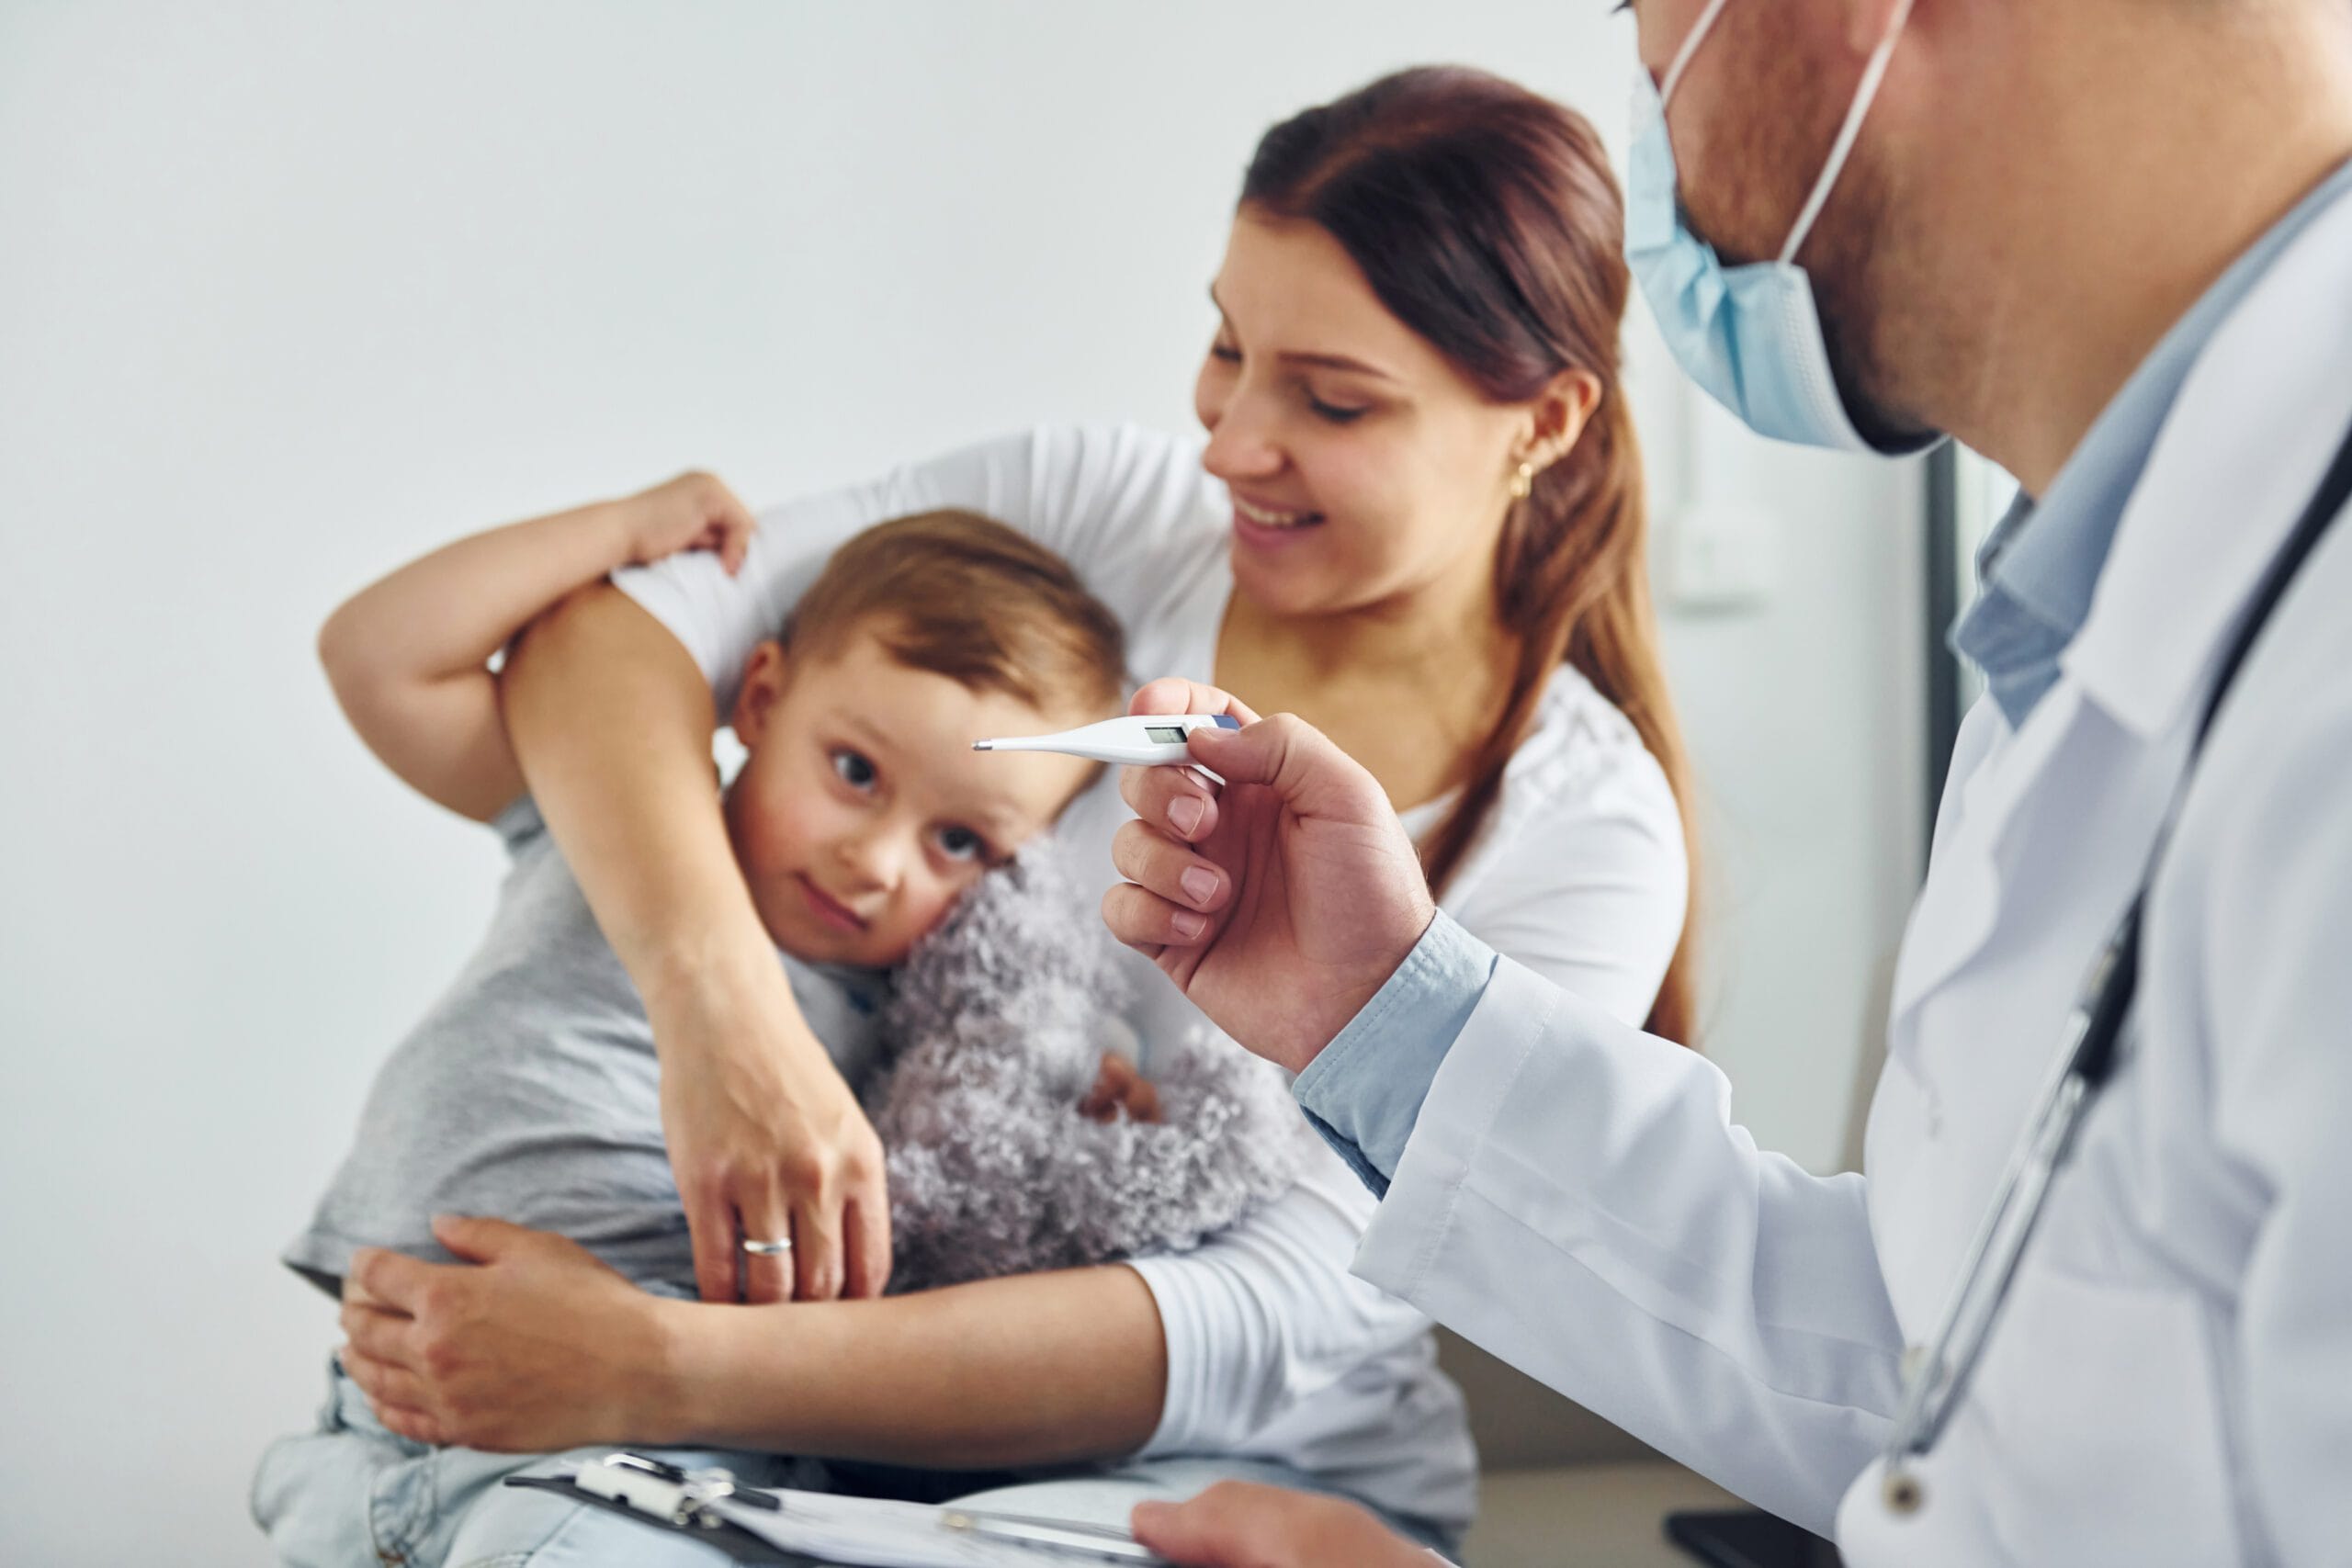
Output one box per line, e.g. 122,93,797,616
972,713,1240,766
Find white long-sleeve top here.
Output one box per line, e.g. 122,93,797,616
613,423,1689,1531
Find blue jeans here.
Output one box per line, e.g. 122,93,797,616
252,1357,815,1567
254,1356,1456,1565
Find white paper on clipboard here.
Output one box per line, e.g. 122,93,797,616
684,1480,1164,1565
555,1451,1166,1564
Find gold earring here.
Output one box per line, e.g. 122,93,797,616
1510,460,1536,500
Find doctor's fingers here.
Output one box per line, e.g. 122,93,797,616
1131,1482,1430,1568
1102,879,1223,951
1112,819,1233,915
1123,763,1221,843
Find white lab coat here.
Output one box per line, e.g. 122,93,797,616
1351,190,2352,1561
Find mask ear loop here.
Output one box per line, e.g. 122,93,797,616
1660,0,1737,107
1779,0,1919,265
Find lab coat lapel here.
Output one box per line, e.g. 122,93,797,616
1888,691,2078,1016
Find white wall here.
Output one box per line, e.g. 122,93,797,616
0,4,1923,1561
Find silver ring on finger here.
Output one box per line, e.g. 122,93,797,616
741,1236,794,1257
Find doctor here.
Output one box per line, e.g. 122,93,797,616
1114,0,2352,1562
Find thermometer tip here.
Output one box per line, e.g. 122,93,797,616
971,740,993,751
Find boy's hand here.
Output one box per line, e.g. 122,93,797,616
614,470,759,574
1080,1052,1162,1124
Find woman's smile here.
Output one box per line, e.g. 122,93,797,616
1232,491,1323,528
1231,489,1327,552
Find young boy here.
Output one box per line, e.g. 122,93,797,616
255,473,1127,1568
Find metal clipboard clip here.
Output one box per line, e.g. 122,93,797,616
575,1451,783,1530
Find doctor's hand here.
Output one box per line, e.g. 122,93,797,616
1131,1482,1443,1567
339,1216,681,1453
1104,679,1435,1076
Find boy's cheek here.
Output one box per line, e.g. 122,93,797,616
890,878,967,953
737,779,826,874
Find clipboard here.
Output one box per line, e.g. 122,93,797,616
503,1467,810,1564
503,1452,1170,1566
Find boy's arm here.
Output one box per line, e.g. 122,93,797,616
317,472,755,822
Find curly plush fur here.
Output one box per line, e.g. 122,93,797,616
867,845,1310,1293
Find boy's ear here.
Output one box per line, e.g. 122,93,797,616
729,640,790,745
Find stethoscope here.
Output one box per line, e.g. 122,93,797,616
1879,412,2352,1514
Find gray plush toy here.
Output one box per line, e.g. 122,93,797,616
866,843,1311,1294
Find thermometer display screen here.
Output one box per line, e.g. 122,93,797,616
1144,726,1188,744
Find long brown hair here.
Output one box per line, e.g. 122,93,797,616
1242,66,1699,1044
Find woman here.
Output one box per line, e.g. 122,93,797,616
336,65,1696,1551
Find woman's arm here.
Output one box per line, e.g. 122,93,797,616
317,473,754,822
655,1266,1169,1466
665,1163,1430,1468
500,585,893,1306
340,1215,1166,1467
339,1167,1424,1472
604,423,1214,714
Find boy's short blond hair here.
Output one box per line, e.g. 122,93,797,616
781,511,1126,719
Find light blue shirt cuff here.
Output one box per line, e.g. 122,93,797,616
1293,911,1498,1198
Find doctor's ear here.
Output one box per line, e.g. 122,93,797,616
729,640,792,745
1516,367,1605,477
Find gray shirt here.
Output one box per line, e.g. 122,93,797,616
283,797,888,1300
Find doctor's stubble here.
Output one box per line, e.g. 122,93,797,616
1664,0,1940,451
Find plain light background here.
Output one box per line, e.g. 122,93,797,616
0,3,1927,1561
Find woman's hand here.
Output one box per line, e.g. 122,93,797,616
645,955,894,1304
1102,680,1436,1076
339,1215,685,1452
610,470,759,574
1131,1482,1443,1567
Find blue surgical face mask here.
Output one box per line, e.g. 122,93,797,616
1626,0,1933,454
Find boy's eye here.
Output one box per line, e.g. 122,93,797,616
933,825,987,863
831,750,877,790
